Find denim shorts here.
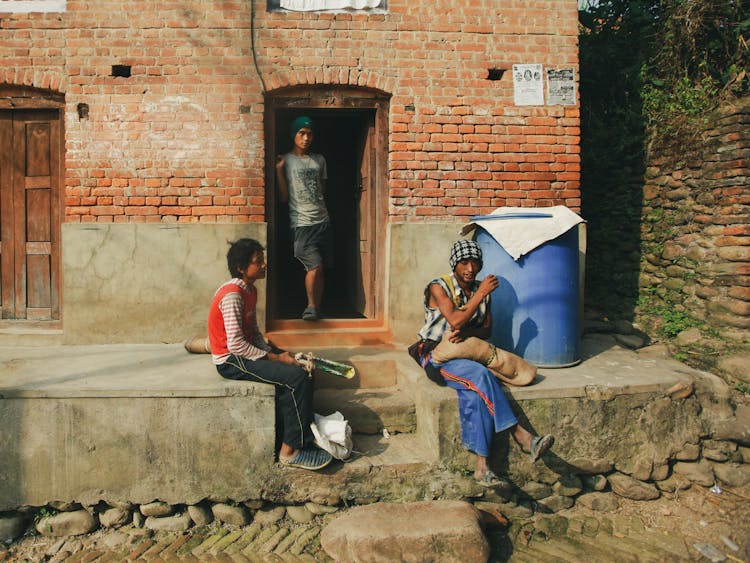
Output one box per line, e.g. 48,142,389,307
293,221,332,271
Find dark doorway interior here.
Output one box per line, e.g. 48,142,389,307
273,109,373,320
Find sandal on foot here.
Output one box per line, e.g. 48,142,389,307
529,434,554,463
475,470,508,488
280,447,332,470
302,306,319,321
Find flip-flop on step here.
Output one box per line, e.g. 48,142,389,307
475,469,509,488
302,306,319,321
280,447,332,471
529,434,554,463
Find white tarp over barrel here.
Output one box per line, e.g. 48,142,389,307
461,206,584,261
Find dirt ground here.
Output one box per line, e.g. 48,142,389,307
593,483,750,561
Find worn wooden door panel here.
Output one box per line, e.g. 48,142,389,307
0,112,12,318
4,109,61,320
356,118,376,318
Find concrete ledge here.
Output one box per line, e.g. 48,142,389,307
0,344,274,398
0,345,276,511
390,336,722,487
0,338,734,512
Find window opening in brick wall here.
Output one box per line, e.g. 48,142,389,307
0,0,66,12
268,0,386,12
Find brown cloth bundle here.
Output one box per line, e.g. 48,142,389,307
430,334,536,386
184,335,211,354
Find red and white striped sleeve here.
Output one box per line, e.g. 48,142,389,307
219,291,268,361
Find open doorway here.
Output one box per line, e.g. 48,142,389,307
265,88,388,327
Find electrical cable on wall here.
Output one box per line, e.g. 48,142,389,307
251,0,267,94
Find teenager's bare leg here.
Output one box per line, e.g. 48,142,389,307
279,442,297,460
475,454,491,480
305,266,324,309
512,424,534,451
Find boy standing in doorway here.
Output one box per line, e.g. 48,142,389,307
276,116,331,321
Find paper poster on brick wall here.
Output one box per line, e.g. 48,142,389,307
546,68,577,105
512,64,544,106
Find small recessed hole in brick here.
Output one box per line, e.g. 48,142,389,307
487,69,505,81
112,65,131,78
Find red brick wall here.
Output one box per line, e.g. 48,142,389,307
0,0,580,224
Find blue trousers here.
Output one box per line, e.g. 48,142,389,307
428,356,518,457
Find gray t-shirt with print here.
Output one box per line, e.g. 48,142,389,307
283,152,329,227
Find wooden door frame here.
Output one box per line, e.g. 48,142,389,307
264,86,390,329
0,86,64,323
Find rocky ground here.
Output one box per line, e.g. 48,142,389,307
1,482,747,562
498,482,750,561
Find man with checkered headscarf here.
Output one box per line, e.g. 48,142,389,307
413,240,554,488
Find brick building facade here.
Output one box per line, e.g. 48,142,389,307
0,0,580,344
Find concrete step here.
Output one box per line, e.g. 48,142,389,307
314,385,417,435
0,321,63,347
266,319,392,348
511,528,691,563
510,542,570,562
347,432,436,467
312,354,398,390
626,530,692,560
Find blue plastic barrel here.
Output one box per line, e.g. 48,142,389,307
475,221,581,367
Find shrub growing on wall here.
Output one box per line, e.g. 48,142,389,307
579,0,748,323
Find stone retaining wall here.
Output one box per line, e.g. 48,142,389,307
2,368,747,546
640,97,750,332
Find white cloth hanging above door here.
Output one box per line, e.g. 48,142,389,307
280,0,381,11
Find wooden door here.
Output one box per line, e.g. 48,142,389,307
0,109,61,320
356,116,376,318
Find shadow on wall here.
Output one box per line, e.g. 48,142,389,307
0,399,22,514
579,3,649,321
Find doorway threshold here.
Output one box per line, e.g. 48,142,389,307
266,318,391,348
0,320,63,346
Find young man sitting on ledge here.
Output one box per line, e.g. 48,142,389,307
207,237,332,471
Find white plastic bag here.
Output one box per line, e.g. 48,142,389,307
310,411,353,460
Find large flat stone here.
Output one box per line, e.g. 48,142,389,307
321,500,489,562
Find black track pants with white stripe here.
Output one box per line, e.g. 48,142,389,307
217,355,314,449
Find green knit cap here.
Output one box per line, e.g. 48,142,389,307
290,116,314,139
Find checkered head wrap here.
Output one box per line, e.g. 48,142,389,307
449,240,483,271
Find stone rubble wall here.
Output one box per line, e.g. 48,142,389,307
640,97,750,332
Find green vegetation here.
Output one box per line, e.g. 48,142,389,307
33,507,57,534
657,308,700,338
33,507,55,524
735,381,750,395
579,0,749,323
640,0,749,147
